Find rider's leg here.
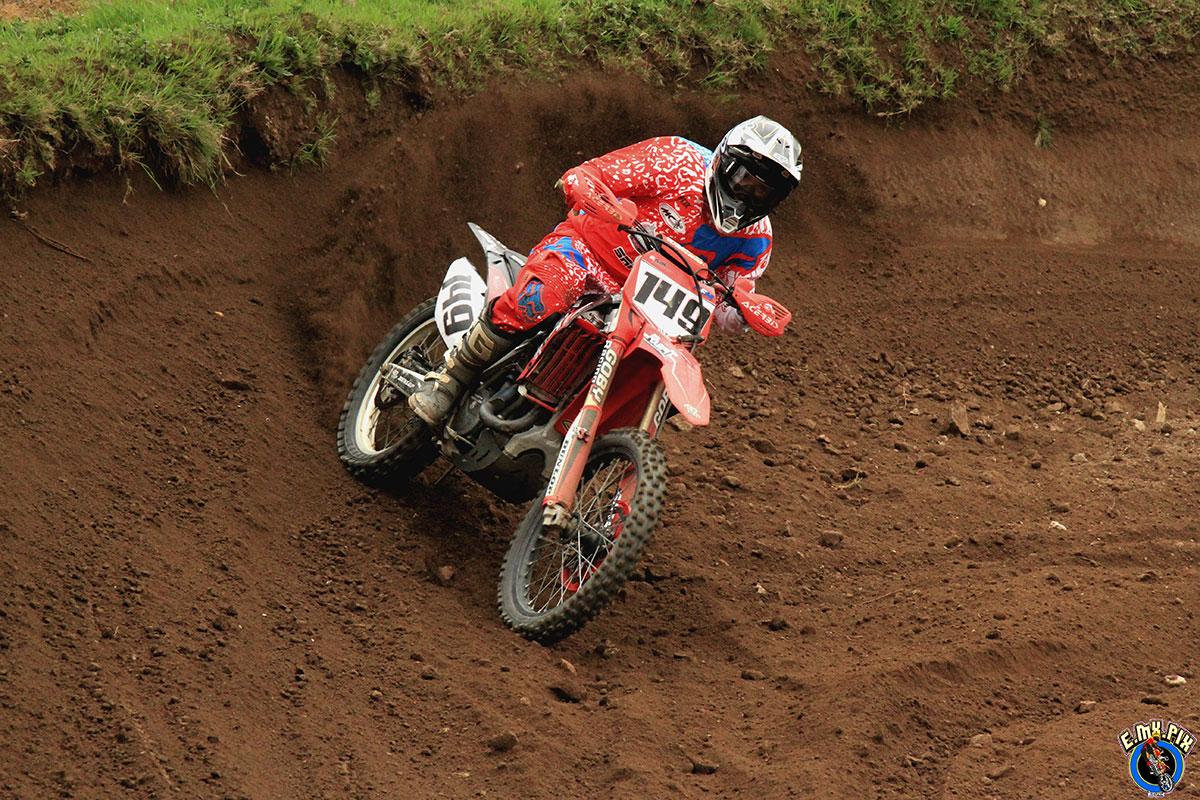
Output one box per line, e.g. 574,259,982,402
490,227,610,330
407,307,518,426
408,231,598,427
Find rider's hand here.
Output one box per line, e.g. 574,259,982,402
714,302,749,334
559,169,583,207
559,165,604,208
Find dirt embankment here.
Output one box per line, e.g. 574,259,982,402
1,54,1199,799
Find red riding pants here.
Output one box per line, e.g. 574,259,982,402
490,222,621,333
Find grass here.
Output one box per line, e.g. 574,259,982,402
291,113,337,173
1,0,1199,194
1034,111,1054,148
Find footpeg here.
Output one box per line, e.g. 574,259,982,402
380,362,424,393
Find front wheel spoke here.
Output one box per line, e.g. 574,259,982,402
578,462,632,529
532,535,573,611
533,575,556,612
415,330,440,357
575,543,601,576
587,461,625,505
571,529,598,581
577,460,629,520
376,409,403,449
576,462,617,511
577,516,616,550
530,565,555,604
521,452,639,614
556,543,569,607
577,482,610,520
376,411,392,446
530,549,562,608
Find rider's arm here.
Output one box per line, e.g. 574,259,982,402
560,137,691,205
712,221,773,334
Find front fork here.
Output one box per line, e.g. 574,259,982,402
541,338,624,530
638,381,670,437
541,339,668,531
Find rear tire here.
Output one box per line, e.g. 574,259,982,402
498,428,667,644
336,298,442,483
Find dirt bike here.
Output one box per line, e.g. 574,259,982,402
336,179,791,643
1143,741,1174,794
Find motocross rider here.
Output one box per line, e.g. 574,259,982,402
1144,737,1169,775
409,115,803,427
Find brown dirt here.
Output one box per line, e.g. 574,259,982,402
2,55,1199,800
0,0,77,20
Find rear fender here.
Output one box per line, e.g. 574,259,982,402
469,222,526,303
632,327,710,426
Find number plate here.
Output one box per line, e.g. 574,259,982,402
631,264,715,340
435,257,487,349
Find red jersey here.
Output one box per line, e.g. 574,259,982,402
561,136,773,331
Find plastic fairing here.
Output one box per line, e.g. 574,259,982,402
633,329,711,426
730,276,791,336
435,257,488,350
468,222,526,302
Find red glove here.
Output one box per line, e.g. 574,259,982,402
559,165,637,226
558,165,605,208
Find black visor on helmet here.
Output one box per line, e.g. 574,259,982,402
719,146,796,211
709,145,798,231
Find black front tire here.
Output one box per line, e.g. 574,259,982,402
336,297,442,483
498,428,667,644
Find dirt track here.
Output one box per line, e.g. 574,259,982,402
2,60,1199,799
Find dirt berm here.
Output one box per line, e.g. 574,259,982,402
1,54,1198,800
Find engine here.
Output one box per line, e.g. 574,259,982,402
440,308,608,503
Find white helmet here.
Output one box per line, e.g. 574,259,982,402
704,116,803,233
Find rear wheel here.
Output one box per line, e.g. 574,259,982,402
336,298,442,483
498,428,667,644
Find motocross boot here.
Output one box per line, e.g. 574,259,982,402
408,312,517,427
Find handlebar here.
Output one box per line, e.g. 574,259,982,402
617,223,792,337
571,175,791,336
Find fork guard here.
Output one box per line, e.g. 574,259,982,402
631,328,711,426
